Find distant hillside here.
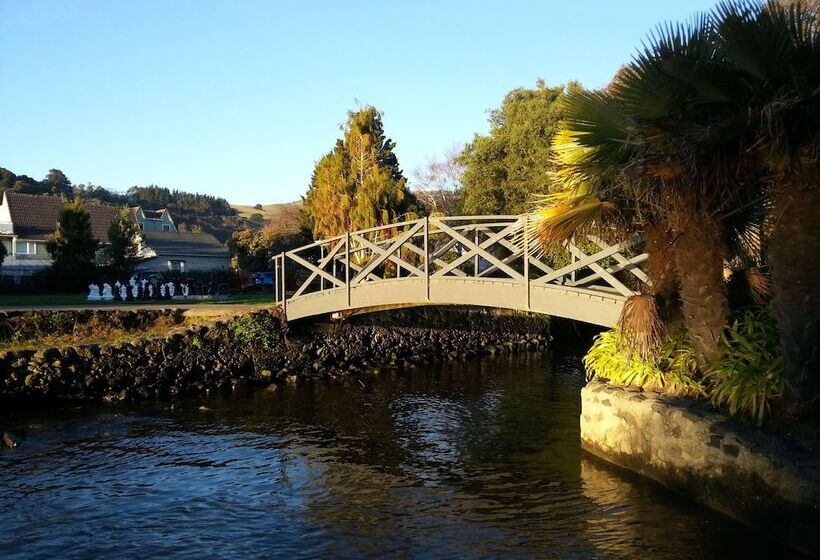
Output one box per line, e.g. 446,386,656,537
1,165,306,243
231,201,303,234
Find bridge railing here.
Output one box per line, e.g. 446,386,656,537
271,215,649,314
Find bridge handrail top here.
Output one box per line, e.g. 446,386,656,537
346,218,425,237
282,215,530,255
431,214,521,221
285,234,347,254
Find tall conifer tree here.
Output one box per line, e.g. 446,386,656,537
303,106,419,239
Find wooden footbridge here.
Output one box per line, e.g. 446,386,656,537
271,216,648,327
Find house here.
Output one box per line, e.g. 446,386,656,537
0,192,123,278
0,192,230,278
136,231,230,273
133,207,176,232
131,207,229,272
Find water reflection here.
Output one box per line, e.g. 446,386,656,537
0,352,801,559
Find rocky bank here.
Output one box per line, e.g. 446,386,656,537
0,307,549,404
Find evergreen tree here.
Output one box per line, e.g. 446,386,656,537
303,106,420,238
46,200,99,290
105,209,142,275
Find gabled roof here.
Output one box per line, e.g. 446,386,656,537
2,192,127,241
141,230,229,258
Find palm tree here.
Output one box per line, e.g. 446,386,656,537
712,0,820,412
533,16,767,368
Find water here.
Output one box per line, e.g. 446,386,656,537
0,351,801,559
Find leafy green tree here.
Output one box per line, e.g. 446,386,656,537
105,209,142,275
44,169,72,197
46,200,99,290
303,106,420,238
229,226,309,271
0,167,47,195
460,80,583,215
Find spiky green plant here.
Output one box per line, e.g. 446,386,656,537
584,328,704,397
705,310,784,425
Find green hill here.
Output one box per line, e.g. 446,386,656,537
230,201,303,233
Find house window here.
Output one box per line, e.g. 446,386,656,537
162,225,170,232
168,260,185,272
15,241,36,255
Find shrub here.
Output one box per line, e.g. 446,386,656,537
227,312,281,350
31,311,77,338
584,328,703,397
705,311,784,426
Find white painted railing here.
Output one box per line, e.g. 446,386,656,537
272,216,648,326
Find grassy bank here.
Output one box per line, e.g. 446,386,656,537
0,293,277,308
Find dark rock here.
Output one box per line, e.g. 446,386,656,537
2,432,19,449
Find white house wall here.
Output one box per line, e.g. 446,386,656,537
0,193,14,234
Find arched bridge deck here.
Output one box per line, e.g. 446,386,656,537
272,216,648,327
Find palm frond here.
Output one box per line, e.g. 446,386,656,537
524,193,616,248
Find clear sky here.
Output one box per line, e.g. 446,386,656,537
0,0,717,205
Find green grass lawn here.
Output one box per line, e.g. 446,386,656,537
0,293,278,308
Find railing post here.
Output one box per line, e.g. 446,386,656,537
320,245,325,291
280,252,287,316
571,233,576,285
424,216,430,301
524,214,530,311
473,225,479,277
273,256,280,303
345,230,351,307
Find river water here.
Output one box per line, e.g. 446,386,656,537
0,350,801,559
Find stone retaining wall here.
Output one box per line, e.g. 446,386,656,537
581,380,820,556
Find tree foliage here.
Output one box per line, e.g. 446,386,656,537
0,167,68,196
302,106,420,238
46,200,99,290
105,209,142,275
459,81,584,215
43,169,73,197
229,226,310,271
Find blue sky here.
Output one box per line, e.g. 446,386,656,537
0,0,716,205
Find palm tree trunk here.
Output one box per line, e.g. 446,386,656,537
673,212,729,367
769,177,820,415
645,221,682,327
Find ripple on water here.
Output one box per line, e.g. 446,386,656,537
0,353,803,560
